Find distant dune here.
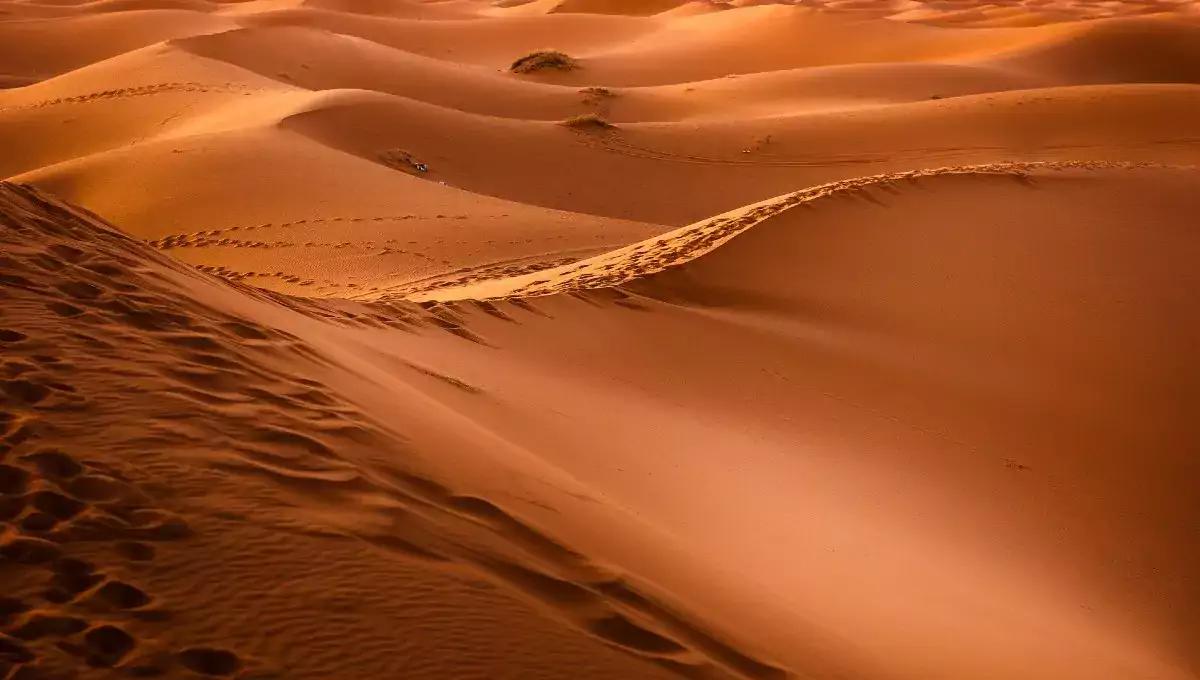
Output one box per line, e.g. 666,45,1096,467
1,1,1198,679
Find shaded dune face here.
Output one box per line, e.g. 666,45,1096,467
402,164,1200,680
1,0,1199,679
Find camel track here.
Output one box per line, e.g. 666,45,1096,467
573,130,1200,168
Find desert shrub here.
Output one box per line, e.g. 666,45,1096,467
579,86,615,97
511,50,579,74
559,113,615,130
379,148,429,173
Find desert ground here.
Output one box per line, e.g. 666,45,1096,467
1,0,1199,678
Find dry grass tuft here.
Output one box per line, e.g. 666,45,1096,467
559,113,615,130
511,50,579,74
579,86,616,97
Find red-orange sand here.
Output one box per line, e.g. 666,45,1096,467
1,1,1198,678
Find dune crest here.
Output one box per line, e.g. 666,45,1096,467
399,160,1165,301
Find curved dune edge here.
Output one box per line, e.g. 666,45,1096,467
0,181,785,680
399,159,1177,302
3,163,1198,679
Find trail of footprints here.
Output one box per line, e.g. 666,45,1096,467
148,213,601,299
574,125,1200,169
377,255,581,299
0,83,262,114
0,446,224,677
440,161,1161,301
146,215,496,288
0,184,504,675
143,214,481,251
1,181,787,678
1,186,261,678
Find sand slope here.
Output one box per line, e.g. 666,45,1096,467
0,183,725,680
3,161,1198,679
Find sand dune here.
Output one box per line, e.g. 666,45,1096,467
4,1,1198,257
0,183,702,679
987,16,1200,82
3,162,1197,679
2,0,1198,678
0,10,236,81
